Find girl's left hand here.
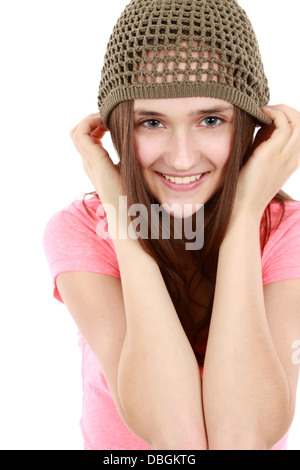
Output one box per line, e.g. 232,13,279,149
233,104,300,220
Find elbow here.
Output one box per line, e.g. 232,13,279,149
149,428,208,451
208,432,271,451
122,412,208,450
207,388,294,450
118,379,208,450
120,403,207,450
207,416,293,451
156,424,208,450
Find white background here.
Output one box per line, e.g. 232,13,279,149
0,0,299,450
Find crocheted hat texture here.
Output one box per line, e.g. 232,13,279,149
98,0,271,128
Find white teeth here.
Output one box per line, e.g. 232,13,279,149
162,174,203,184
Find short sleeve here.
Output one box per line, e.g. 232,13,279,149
43,196,120,303
261,202,300,286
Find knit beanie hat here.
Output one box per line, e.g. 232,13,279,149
98,0,272,128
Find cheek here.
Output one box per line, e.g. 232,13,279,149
134,135,160,168
205,134,232,169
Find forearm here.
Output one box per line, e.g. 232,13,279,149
203,213,290,450
114,237,207,450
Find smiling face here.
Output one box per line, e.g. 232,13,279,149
133,97,235,217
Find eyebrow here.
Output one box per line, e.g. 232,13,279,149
134,105,234,117
188,106,234,116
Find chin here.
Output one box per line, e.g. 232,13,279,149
158,201,203,219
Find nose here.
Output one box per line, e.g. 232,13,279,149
164,129,200,172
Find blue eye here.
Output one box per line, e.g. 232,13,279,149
143,119,163,128
202,117,222,127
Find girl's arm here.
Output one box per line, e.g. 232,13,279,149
113,237,207,450
203,105,300,450
63,115,207,450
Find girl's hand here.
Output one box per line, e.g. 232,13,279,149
233,104,300,220
70,113,124,206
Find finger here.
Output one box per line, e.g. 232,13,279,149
261,106,293,151
72,116,105,147
262,106,300,172
85,120,109,147
70,114,107,138
251,124,275,153
263,106,291,127
264,104,300,122
263,105,300,130
75,131,104,155
91,123,109,141
264,105,300,150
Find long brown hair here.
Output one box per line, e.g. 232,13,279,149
87,100,292,365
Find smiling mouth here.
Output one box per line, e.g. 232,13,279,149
161,173,207,185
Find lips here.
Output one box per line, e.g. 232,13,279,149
161,173,203,185
157,171,210,190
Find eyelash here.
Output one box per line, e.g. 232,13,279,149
202,117,222,127
142,119,163,129
141,116,223,129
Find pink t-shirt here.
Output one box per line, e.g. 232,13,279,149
43,195,300,450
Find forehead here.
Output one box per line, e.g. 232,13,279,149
133,97,235,114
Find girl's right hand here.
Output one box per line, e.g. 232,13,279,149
70,113,124,207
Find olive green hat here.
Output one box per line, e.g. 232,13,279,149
98,0,272,128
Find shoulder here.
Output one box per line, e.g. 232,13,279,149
263,200,300,244
44,194,102,233
270,200,300,224
43,195,120,302
43,194,113,247
261,200,300,286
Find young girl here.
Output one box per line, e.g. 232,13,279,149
43,0,300,450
